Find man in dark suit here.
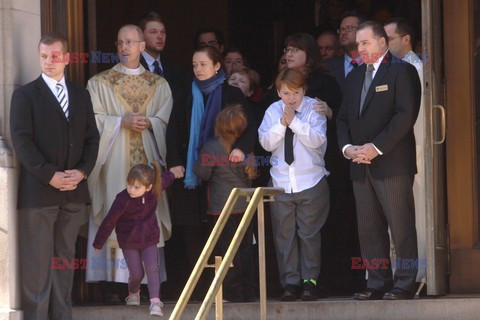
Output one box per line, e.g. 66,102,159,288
10,32,99,320
138,11,186,99
325,12,365,93
337,21,421,300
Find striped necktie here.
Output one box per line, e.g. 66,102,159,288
56,83,69,120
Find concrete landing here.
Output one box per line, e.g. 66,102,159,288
72,296,480,320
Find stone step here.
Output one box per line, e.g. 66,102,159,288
72,296,480,320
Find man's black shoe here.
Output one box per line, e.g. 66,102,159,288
353,288,385,300
280,284,299,301
383,288,414,300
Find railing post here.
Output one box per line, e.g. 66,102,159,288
257,198,267,320
214,256,224,320
169,187,284,320
168,189,241,320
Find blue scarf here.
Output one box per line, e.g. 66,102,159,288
184,69,226,189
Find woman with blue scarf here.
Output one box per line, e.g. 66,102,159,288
165,46,255,296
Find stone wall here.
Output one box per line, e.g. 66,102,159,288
0,0,41,318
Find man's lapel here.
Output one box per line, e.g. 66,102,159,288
352,64,366,114
360,53,392,115
65,80,76,122
36,76,69,121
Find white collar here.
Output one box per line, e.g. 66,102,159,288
116,63,144,75
42,73,66,88
141,51,161,66
370,51,388,72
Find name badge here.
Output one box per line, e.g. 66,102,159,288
376,84,388,92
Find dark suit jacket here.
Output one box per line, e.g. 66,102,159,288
336,52,421,181
10,76,99,209
140,55,187,98
325,55,346,93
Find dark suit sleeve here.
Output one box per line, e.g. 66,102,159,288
371,65,421,154
10,88,57,185
336,78,352,151
166,84,187,169
323,76,342,120
226,86,256,155
77,89,100,176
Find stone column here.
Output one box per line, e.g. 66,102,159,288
0,0,41,318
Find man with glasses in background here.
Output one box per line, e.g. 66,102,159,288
325,12,366,93
85,24,173,304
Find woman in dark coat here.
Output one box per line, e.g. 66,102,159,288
165,46,255,297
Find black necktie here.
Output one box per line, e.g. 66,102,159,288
285,127,294,165
152,61,163,77
350,59,359,69
284,111,298,165
360,64,374,112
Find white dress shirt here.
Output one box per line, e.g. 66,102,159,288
42,73,69,103
258,96,329,193
141,51,163,73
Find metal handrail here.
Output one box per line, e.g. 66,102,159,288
169,187,284,320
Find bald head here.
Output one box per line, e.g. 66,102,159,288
116,24,145,69
118,24,144,41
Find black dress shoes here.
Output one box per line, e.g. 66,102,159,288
353,288,385,300
383,288,414,300
280,284,299,301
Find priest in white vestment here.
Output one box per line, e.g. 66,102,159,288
85,24,173,285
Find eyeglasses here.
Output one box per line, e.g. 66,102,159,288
115,40,143,47
337,26,358,34
283,47,302,54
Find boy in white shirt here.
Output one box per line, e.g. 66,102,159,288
259,68,330,301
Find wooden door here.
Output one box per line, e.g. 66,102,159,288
422,0,448,295
445,0,480,293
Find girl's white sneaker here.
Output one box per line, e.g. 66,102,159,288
125,292,140,306
149,300,164,317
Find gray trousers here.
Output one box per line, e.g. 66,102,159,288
352,169,418,292
270,178,330,288
19,203,87,320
